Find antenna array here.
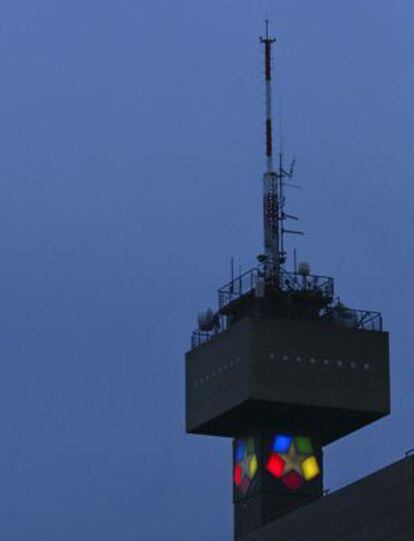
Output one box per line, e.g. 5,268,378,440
260,20,301,280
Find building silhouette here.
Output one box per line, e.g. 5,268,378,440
185,23,413,540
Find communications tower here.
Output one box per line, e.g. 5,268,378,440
185,24,390,539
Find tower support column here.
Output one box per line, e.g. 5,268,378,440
233,431,323,539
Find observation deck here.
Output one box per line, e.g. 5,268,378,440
185,265,389,442
191,267,383,349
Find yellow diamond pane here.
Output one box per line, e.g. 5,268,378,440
248,455,258,479
301,456,320,481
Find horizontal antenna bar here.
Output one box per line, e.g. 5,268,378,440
283,229,304,235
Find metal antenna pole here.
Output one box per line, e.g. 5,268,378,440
260,20,280,281
262,19,275,174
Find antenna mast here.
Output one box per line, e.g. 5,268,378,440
260,21,299,280
260,20,282,279
262,19,276,174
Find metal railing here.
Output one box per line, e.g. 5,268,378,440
191,268,382,349
280,270,334,299
356,309,383,331
191,305,383,349
320,306,383,331
218,268,260,308
191,330,215,349
191,314,229,349
218,267,334,309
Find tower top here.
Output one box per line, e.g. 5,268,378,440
260,18,276,43
259,21,301,277
186,29,389,538
260,20,276,174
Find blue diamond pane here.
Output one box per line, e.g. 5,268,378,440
273,434,292,453
236,441,245,462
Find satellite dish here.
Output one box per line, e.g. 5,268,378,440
332,303,359,329
298,261,311,276
197,308,216,331
337,309,359,329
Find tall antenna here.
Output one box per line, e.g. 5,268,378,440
260,21,300,280
260,20,281,279
261,19,276,174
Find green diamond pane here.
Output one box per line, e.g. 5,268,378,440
294,436,313,454
246,438,255,455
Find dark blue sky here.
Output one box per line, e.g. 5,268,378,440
0,1,413,539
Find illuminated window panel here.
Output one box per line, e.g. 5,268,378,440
246,438,255,455
282,471,304,491
234,464,243,486
249,455,258,479
301,455,320,481
240,476,251,495
234,437,259,496
294,436,313,454
266,433,321,491
266,453,285,478
236,442,245,462
273,434,292,453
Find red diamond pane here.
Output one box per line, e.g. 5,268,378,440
266,453,285,478
240,475,251,495
282,471,304,491
234,464,243,486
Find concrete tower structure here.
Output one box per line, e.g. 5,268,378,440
185,24,390,539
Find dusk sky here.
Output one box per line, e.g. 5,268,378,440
0,1,413,539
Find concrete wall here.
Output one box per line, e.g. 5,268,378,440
239,456,414,541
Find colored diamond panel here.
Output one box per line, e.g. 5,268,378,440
273,434,292,453
266,453,285,478
246,438,255,455
236,441,245,462
282,471,304,491
266,433,321,490
234,437,259,495
240,476,251,495
234,464,243,486
249,455,258,479
294,436,313,454
301,455,320,481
